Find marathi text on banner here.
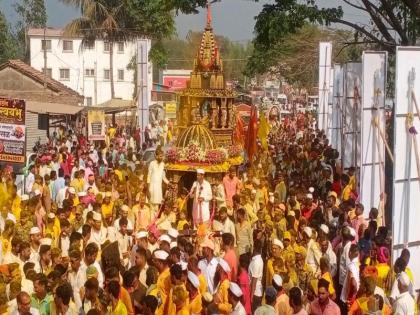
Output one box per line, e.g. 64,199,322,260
88,110,106,141
0,98,26,163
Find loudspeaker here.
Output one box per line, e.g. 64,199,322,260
38,114,49,130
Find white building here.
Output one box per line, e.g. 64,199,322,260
28,28,136,106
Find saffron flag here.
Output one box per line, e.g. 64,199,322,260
233,114,245,145
258,111,270,150
246,104,258,162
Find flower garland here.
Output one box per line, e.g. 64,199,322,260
166,141,241,164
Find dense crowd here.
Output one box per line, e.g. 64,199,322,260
0,113,417,315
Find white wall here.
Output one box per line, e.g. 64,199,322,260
29,35,136,105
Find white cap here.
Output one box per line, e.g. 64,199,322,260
251,189,257,194
78,191,87,197
179,261,188,271
197,169,205,175
398,271,411,287
92,211,102,221
288,211,295,217
153,250,169,260
218,258,231,273
105,192,112,197
159,234,171,244
273,239,284,249
187,271,200,288
170,242,178,249
348,227,356,237
273,274,283,287
68,187,76,194
168,228,179,239
306,193,313,199
40,238,52,246
269,192,274,196
121,205,130,212
320,224,329,234
30,227,40,235
309,187,315,193
136,231,148,239
47,212,56,219
21,194,29,201
303,226,313,238
34,189,41,196
229,282,243,297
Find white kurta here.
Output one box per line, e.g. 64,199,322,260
147,160,169,205
191,179,212,225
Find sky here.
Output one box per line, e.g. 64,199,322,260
1,0,367,41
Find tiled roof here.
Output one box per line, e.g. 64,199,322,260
27,27,66,37
0,59,82,98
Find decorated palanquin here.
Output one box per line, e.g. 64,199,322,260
166,6,243,184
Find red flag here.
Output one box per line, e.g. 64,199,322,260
246,104,258,162
233,114,245,145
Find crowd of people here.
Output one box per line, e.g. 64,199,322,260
0,112,417,315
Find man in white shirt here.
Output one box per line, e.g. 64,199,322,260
89,212,107,246
114,205,134,231
393,272,415,315
29,227,41,262
9,292,40,315
147,148,169,217
68,249,85,309
218,206,236,245
340,244,360,306
339,227,355,287
249,240,264,313
25,165,35,194
229,282,246,315
190,169,213,227
198,239,218,294
80,242,104,288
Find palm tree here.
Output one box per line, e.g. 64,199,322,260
62,0,134,99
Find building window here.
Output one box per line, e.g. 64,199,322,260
41,39,51,51
117,42,124,53
85,69,95,77
42,68,52,77
104,69,110,80
63,40,73,52
59,68,70,80
118,69,124,81
104,41,110,52
84,41,95,50
86,97,92,106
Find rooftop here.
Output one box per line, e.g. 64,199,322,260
0,60,82,98
27,27,68,37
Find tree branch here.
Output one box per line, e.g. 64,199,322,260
378,0,410,44
359,0,395,44
330,17,394,47
400,0,420,16
342,0,367,12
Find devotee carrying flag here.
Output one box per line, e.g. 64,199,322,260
246,104,258,162
258,111,270,150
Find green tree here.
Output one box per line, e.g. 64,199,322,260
247,0,420,76
14,0,47,60
0,11,19,63
247,24,363,89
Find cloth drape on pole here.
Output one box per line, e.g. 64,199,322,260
360,51,387,219
318,42,332,132
392,47,420,290
342,62,362,170
332,64,343,158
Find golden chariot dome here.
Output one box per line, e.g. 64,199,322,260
176,124,215,150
